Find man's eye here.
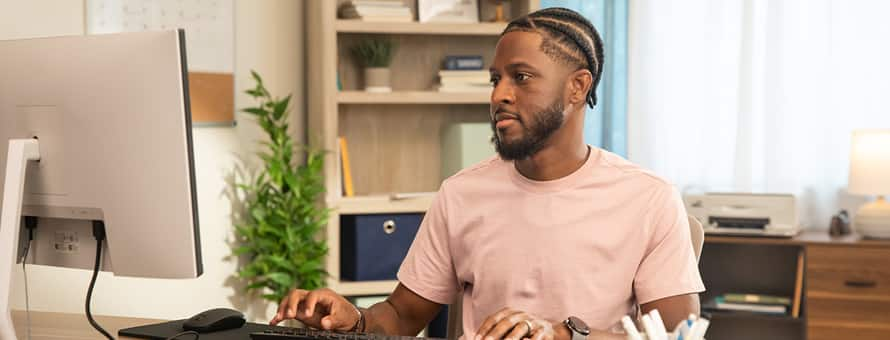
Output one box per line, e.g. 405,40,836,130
516,73,530,81
490,77,499,86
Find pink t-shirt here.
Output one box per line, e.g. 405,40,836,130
397,147,705,338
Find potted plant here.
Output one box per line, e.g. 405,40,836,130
351,37,397,93
233,71,329,303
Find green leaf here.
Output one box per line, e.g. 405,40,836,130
272,94,291,120
266,272,294,288
251,70,264,85
242,107,266,116
231,70,330,297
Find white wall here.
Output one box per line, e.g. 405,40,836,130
0,0,84,40
4,0,305,323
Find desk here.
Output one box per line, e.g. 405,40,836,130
12,310,162,340
701,230,890,340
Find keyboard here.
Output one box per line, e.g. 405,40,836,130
249,327,446,340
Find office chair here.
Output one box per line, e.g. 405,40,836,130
444,215,706,339
688,215,704,263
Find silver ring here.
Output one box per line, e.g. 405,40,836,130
522,320,534,334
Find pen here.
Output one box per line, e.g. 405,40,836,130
687,319,709,340
641,314,657,340
649,310,668,340
673,320,690,340
621,316,643,340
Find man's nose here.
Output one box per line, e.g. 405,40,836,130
491,81,515,106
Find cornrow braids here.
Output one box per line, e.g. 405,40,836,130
502,7,605,108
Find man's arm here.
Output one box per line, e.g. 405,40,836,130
270,283,441,336
640,293,700,330
364,283,443,335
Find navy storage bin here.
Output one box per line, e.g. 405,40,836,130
340,213,423,281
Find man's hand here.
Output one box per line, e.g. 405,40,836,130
475,308,569,340
269,288,360,331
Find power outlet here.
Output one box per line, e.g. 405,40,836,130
53,230,79,253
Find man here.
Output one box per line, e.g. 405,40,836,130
270,7,704,340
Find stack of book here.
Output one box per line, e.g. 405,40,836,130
705,293,791,315
436,55,490,93
339,0,413,22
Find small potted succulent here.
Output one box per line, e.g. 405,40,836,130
351,37,397,92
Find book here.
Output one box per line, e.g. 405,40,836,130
436,84,491,93
339,0,413,21
444,55,484,70
338,137,355,197
792,249,804,317
438,70,490,78
722,294,791,306
710,296,787,314
439,77,490,86
350,0,405,7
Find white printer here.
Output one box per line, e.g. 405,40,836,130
684,193,801,237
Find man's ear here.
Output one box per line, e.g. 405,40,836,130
567,69,593,106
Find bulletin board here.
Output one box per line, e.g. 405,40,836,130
86,0,235,125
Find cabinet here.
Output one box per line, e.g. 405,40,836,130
701,232,890,340
806,244,890,340
306,0,539,296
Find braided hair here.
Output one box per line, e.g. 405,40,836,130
502,7,605,108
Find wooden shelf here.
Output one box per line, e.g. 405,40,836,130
338,91,490,104
705,311,803,323
330,194,435,214
330,280,399,296
336,20,508,36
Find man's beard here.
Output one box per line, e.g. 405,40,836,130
491,99,565,161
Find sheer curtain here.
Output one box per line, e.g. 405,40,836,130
628,0,890,228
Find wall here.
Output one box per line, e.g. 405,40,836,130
3,0,305,323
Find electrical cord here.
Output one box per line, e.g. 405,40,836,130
21,216,38,340
21,240,32,340
87,220,114,340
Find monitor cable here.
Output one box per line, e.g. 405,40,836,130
20,216,38,340
87,220,114,340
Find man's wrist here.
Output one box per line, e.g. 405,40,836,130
350,306,365,332
554,321,573,340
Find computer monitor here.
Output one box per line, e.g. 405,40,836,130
0,30,202,338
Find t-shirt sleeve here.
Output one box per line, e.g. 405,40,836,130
396,184,459,305
633,184,705,304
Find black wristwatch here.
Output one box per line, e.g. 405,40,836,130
563,316,590,340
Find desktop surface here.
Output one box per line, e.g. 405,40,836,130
13,311,444,340
12,310,161,340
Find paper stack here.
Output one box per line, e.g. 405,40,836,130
339,0,413,22
704,293,791,315
437,70,490,93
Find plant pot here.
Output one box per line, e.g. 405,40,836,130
364,67,392,93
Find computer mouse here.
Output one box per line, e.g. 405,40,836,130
182,308,246,333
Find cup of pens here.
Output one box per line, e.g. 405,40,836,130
621,310,709,340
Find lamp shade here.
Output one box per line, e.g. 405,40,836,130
848,130,890,195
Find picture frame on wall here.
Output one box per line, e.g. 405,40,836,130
418,0,479,23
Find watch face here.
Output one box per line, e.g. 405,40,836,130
567,316,590,335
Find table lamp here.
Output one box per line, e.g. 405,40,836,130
848,130,890,238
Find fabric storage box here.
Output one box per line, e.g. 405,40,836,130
340,213,423,281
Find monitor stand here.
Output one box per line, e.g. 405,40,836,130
0,139,40,340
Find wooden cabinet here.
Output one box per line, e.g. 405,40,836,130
806,244,890,339
702,232,890,340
